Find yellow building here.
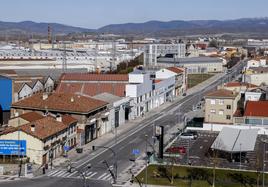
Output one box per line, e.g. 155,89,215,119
0,115,77,165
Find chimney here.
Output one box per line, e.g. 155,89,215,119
71,97,74,102
30,124,35,132
42,93,48,100
56,115,62,122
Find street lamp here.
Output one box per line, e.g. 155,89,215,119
145,134,148,187
92,145,117,183
239,143,242,170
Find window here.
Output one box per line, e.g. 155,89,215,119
210,99,216,105
210,109,216,114
227,105,231,110
226,115,231,120
219,110,224,115
218,99,224,105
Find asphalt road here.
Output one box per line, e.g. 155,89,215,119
1,61,245,187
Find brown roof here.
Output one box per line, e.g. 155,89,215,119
19,112,44,122
153,79,163,84
205,89,238,98
12,93,108,114
0,70,17,76
225,82,258,88
1,116,73,141
244,101,268,117
166,67,184,74
62,115,78,126
60,73,129,82
56,82,126,97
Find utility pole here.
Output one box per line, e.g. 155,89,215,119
145,134,148,187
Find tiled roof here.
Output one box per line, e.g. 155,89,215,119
225,82,258,88
12,93,108,114
62,115,78,126
0,116,73,141
205,89,238,98
60,73,129,82
244,101,268,117
19,112,44,122
166,67,184,74
56,82,126,97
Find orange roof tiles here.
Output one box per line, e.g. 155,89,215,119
60,73,129,82
12,93,108,114
225,82,258,88
167,67,184,74
244,101,268,117
205,89,238,98
19,112,44,122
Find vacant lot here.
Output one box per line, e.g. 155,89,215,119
187,74,214,88
136,164,268,187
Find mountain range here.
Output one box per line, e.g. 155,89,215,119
1,18,268,37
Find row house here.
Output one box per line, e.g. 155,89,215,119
11,92,109,145
0,115,77,165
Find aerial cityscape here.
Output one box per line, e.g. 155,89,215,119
1,0,268,187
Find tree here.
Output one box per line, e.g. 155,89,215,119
208,40,219,48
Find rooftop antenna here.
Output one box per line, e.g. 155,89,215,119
62,42,67,73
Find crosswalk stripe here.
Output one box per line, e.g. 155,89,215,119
106,176,113,181
97,173,107,180
61,172,71,178
88,172,97,178
102,174,112,180
86,171,93,176
48,170,62,176
67,170,78,177
55,171,67,177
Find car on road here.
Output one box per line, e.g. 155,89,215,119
182,93,187,96
166,146,186,154
180,132,195,140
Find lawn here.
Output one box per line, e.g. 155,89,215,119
136,164,268,187
187,74,215,88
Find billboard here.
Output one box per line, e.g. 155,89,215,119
0,140,26,156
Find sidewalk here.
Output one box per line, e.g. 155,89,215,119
50,73,224,168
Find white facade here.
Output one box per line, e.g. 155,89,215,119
245,91,262,102
244,73,268,86
144,44,186,67
246,59,267,69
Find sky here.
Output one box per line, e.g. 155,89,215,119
0,0,268,29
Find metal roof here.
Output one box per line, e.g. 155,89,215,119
211,127,258,153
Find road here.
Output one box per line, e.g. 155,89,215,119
1,61,245,187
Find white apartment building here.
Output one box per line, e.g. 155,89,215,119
144,44,186,67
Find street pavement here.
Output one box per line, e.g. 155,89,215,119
0,60,246,186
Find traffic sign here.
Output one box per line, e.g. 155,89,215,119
132,149,140,155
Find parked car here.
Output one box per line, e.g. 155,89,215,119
182,93,187,96
186,130,198,139
180,132,195,140
166,146,186,154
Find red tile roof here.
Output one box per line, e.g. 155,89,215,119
12,93,108,114
56,82,126,97
166,67,184,74
153,79,163,84
205,89,238,98
62,115,78,126
244,101,268,117
225,82,258,88
19,112,44,122
60,73,129,82
1,116,76,141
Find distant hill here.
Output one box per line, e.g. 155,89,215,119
0,21,93,35
98,18,268,36
1,18,268,37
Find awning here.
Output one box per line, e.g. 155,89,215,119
211,127,258,153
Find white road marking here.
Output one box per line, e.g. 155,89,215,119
97,173,108,180
87,172,97,178
47,170,60,176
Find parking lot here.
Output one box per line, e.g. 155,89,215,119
164,131,268,172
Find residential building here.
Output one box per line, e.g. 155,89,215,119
157,57,224,73
204,89,240,124
155,67,186,96
0,115,77,165
221,81,258,93
243,67,268,86
143,44,186,67
11,92,108,145
244,101,268,126
93,93,130,135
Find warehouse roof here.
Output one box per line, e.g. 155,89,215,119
211,127,258,153
158,57,223,64
60,73,129,82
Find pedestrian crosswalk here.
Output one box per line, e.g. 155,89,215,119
0,175,20,182
47,169,113,181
